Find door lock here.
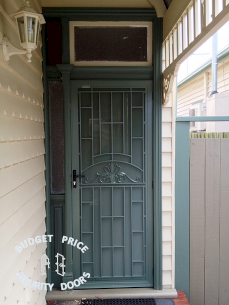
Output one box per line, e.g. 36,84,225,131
72,170,85,188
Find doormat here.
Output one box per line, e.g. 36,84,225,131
47,299,175,305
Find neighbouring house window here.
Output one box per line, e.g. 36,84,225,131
189,101,206,131
70,21,152,66
49,81,65,194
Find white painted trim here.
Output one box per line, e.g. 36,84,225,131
163,1,229,71
163,0,191,40
171,77,176,289
163,1,229,104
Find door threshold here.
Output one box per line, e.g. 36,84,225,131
46,288,177,301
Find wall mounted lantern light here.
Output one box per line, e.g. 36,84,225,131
2,0,45,62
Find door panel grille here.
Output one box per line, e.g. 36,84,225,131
75,87,150,285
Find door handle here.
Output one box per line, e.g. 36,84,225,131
72,170,85,188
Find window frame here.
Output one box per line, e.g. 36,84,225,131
69,21,153,66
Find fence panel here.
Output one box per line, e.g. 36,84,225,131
219,139,229,305
190,138,229,305
190,139,205,305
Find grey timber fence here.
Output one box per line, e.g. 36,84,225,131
190,137,229,305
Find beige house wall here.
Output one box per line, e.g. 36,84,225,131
177,56,229,116
0,0,47,304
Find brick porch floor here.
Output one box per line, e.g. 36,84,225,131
172,291,190,305
47,291,190,305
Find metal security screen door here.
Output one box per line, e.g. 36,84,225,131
71,81,153,288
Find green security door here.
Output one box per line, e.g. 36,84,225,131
71,80,153,288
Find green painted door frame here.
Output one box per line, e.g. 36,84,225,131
42,8,163,289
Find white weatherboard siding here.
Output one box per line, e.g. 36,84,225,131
0,0,46,304
162,86,175,289
177,57,229,116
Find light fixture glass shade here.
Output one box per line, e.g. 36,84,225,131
15,14,38,50
27,16,37,44
17,16,26,43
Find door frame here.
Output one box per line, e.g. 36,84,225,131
42,8,163,289
56,65,163,289
71,80,153,288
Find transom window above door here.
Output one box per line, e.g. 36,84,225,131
69,21,152,66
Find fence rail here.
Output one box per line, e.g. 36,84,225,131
190,132,229,138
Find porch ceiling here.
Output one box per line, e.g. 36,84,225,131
40,0,168,17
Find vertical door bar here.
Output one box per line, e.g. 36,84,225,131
99,92,101,155
93,187,95,276
124,186,126,276
130,90,133,163
131,186,133,276
91,90,94,164
143,92,145,180
111,92,113,161
80,188,83,269
123,92,125,155
100,186,102,277
144,186,146,274
79,93,82,172
112,186,114,277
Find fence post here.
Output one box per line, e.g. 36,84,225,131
175,121,190,299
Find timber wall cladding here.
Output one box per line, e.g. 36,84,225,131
190,138,229,305
0,0,47,304
177,57,229,117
